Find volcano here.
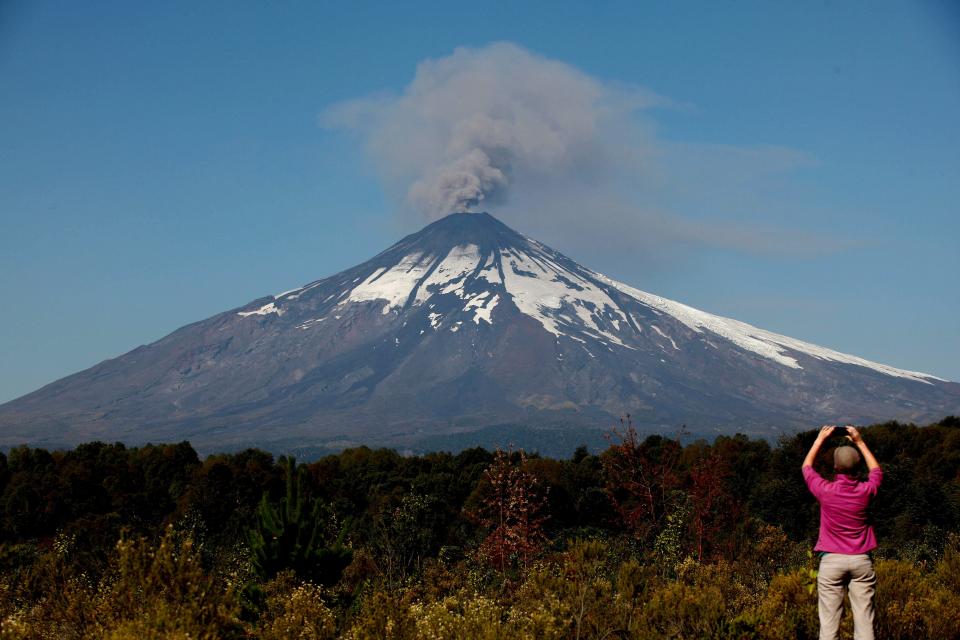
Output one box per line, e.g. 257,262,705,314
1,212,957,455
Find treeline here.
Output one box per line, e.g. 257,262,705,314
0,417,957,638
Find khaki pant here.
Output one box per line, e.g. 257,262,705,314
817,553,876,640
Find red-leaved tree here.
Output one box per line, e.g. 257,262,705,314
477,449,548,574
602,415,682,544
687,450,737,560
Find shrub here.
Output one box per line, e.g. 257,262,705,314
410,593,506,640
873,559,926,640
641,579,728,639
873,556,960,640
343,589,417,640
756,569,818,640
93,526,242,640
258,570,336,640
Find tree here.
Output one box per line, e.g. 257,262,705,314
371,491,443,587
248,457,351,586
601,416,682,545
476,449,548,574
688,450,737,560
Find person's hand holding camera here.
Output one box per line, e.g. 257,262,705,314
844,425,863,445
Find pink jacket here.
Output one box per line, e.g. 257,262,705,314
803,465,882,554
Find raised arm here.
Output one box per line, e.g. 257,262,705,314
845,426,880,470
802,425,835,468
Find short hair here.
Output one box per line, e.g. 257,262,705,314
834,446,861,473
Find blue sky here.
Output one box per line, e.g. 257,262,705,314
1,0,958,403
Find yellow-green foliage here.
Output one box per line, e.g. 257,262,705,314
1,427,958,639
340,540,762,640
97,527,240,638
410,593,505,640
3,531,960,639
509,579,571,640
633,557,759,640
755,569,819,640
873,558,960,640
343,590,418,640
0,527,241,640
520,540,612,638
643,580,729,638
332,536,960,640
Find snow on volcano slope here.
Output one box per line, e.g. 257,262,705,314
498,246,632,347
590,273,942,384
245,221,941,385
347,252,435,313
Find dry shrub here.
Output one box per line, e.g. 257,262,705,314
738,523,807,597
0,527,240,640
640,579,729,639
926,540,960,638
752,553,960,640
0,541,99,639
509,539,638,639
508,580,570,640
4,528,960,640
337,547,379,597
874,559,927,640
676,557,754,613
258,570,336,640
756,569,818,640
921,586,960,640
343,589,417,640
414,557,464,602
933,535,960,594
93,526,242,640
874,557,960,640
410,592,505,640
630,556,761,640
509,564,580,639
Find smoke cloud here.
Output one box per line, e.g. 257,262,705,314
322,42,835,262
323,42,664,218
408,148,507,215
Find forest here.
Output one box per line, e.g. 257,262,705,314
0,417,957,639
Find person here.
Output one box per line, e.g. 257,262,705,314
802,424,882,640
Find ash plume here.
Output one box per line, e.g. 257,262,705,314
322,42,833,261
322,42,663,218
408,148,507,215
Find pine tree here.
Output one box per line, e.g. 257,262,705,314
247,457,351,585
